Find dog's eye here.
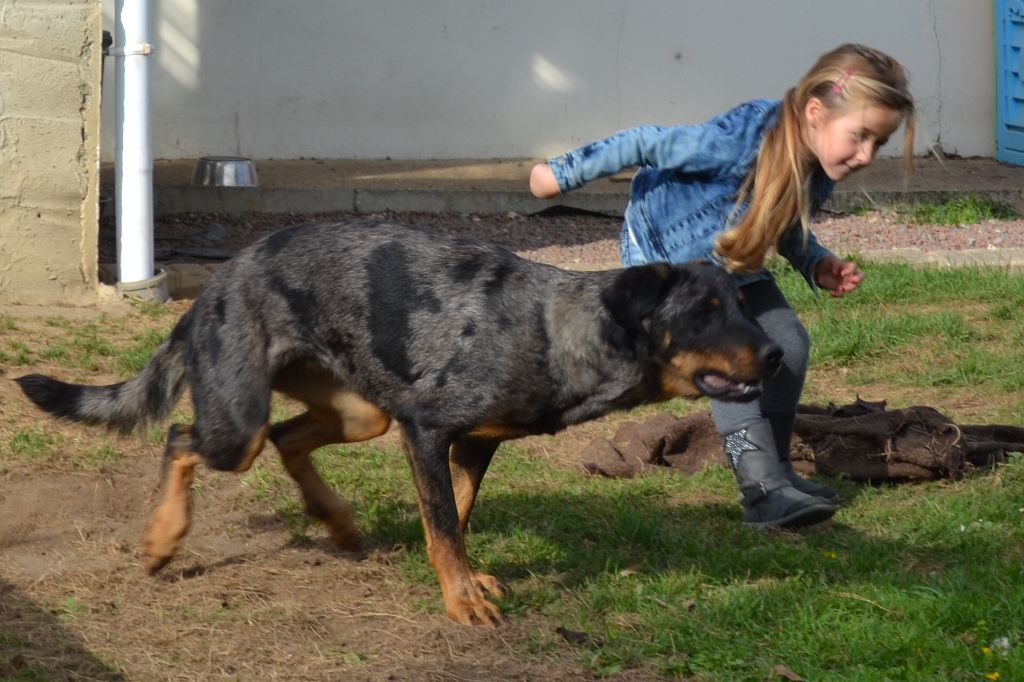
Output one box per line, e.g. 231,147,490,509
697,300,720,319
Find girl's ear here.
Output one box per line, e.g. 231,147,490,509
804,97,826,129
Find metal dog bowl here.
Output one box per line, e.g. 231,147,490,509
191,156,259,187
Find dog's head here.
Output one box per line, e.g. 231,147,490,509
601,261,781,402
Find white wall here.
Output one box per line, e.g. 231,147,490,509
101,0,995,161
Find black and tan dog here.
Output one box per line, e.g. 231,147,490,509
17,219,781,626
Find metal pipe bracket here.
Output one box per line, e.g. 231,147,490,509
108,43,154,56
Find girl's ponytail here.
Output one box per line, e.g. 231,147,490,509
716,44,915,273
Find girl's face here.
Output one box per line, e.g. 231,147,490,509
804,99,902,181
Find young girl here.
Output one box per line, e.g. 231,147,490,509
530,44,915,529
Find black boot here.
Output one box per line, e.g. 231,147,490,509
764,410,840,503
724,418,836,529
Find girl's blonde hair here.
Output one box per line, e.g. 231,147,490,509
716,44,916,273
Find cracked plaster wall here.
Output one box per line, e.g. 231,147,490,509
0,0,103,305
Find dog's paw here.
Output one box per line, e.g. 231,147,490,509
446,596,504,627
471,571,506,599
143,552,172,575
327,526,362,553
142,506,189,574
142,531,180,574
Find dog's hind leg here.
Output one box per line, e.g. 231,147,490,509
400,424,503,627
143,423,268,573
269,400,390,552
450,437,504,599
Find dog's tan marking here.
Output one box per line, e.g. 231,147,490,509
449,440,505,600
659,346,766,398
272,410,383,552
450,441,505,599
735,346,762,372
144,425,201,574
271,366,392,550
331,394,392,441
659,351,729,399
274,364,392,440
449,439,495,533
401,431,502,627
466,423,528,441
233,424,270,473
423,526,503,627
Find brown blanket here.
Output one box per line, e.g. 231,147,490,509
581,399,1024,482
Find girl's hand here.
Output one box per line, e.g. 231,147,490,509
530,163,561,199
815,255,864,297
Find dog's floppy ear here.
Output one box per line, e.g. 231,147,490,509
601,262,679,332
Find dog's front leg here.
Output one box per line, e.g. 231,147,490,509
400,424,503,627
450,437,505,600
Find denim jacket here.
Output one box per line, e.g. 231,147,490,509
547,99,835,289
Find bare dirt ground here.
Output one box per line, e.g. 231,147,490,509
0,308,648,681
5,210,1022,680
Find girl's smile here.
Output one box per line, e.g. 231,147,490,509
805,103,903,181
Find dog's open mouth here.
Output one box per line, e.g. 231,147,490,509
694,371,763,402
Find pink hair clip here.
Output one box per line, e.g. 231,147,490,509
832,69,855,94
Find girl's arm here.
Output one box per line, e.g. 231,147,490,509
532,100,773,197
776,225,834,290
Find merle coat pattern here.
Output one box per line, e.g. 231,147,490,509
18,219,781,626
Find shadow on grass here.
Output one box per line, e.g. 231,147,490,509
463,487,890,583
0,579,125,680
306,471,1010,594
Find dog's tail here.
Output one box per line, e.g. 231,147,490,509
16,308,194,432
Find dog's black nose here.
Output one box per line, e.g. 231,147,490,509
759,343,784,373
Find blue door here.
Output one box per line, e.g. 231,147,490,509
997,0,1024,164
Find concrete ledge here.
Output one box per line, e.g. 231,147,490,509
353,188,627,216
152,187,357,216
101,184,1024,220
101,185,629,218
861,248,1024,271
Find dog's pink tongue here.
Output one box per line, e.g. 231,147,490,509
701,374,729,389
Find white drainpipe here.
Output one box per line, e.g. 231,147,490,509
111,0,154,286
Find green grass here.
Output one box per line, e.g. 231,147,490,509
897,194,1017,225
80,442,124,469
0,308,179,380
775,260,1024,418
245,439,1023,681
846,204,875,217
230,260,1024,680
6,263,1024,679
115,327,169,375
3,429,60,461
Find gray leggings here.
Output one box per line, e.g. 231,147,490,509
710,279,810,435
